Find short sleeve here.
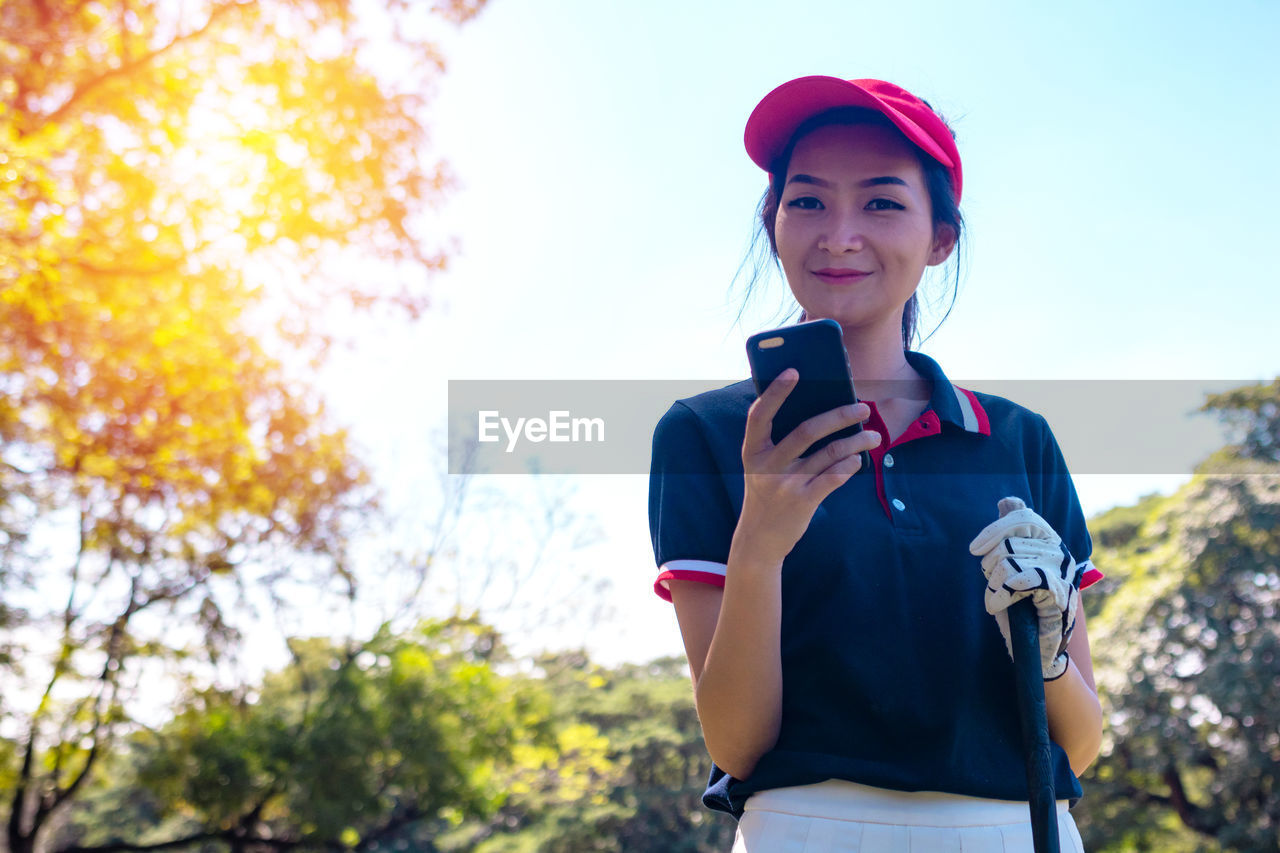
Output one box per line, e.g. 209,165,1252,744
648,402,738,602
1033,415,1104,590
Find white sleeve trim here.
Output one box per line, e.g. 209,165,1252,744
656,559,728,591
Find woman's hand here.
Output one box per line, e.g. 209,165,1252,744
969,497,1083,680
736,368,881,566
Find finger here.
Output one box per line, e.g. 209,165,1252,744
969,508,1058,555
984,547,1070,591
743,369,798,455
1057,542,1076,581
804,444,868,500
999,537,1065,562
1000,508,1060,542
986,584,1034,615
774,401,872,465
982,552,1048,591
997,496,1027,516
796,427,881,482
969,516,1010,556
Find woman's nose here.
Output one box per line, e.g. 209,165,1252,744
817,210,866,254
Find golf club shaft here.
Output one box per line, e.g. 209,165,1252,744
1009,598,1060,853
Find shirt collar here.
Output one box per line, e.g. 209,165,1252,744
904,350,991,436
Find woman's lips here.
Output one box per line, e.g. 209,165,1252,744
812,268,871,285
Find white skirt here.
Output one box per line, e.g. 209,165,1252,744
731,779,1085,853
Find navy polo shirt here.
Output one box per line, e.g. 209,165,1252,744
648,350,1102,819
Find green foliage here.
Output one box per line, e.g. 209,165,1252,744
1074,380,1280,853
46,624,734,851
55,617,543,850
0,735,17,796
1089,491,1170,551
440,654,734,853
1202,381,1280,464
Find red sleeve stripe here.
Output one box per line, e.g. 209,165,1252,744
1079,561,1105,590
653,560,728,602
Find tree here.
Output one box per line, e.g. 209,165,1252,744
1073,381,1280,853
49,617,546,852
442,653,735,853
1200,380,1280,466
0,1,487,849
19,621,732,852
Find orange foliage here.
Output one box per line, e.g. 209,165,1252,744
0,0,486,846
0,0,481,573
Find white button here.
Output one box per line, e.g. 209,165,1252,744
892,499,906,511
884,453,895,468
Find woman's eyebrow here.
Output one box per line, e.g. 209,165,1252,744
786,174,909,189
860,176,908,188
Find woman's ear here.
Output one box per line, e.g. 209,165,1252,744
927,224,958,266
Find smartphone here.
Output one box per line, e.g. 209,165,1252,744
746,318,871,470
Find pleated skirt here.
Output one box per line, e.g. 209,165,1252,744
730,779,1085,853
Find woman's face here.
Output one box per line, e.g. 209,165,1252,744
774,122,954,336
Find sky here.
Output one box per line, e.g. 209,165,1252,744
321,0,1280,665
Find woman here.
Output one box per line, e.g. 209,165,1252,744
647,76,1105,851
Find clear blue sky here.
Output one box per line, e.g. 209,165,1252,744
328,0,1280,663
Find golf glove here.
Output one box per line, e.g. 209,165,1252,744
969,497,1083,681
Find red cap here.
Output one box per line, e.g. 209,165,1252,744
744,76,962,202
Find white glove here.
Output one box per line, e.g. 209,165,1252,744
968,497,1083,681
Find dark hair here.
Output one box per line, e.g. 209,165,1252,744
732,105,966,349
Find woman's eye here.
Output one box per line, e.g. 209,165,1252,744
867,199,905,211
786,196,823,210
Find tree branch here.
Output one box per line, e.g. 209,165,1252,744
54,817,353,853
57,830,228,853
40,1,251,126
37,576,139,828
1162,763,1224,839
8,727,38,850
354,804,425,852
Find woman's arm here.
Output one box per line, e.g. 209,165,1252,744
670,543,786,780
668,372,879,780
1044,605,1103,776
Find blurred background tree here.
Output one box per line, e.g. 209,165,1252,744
1073,382,1280,853
49,617,545,851
437,653,734,853
35,628,733,853
0,0,486,850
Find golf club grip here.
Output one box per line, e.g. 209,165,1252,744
1009,598,1060,853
